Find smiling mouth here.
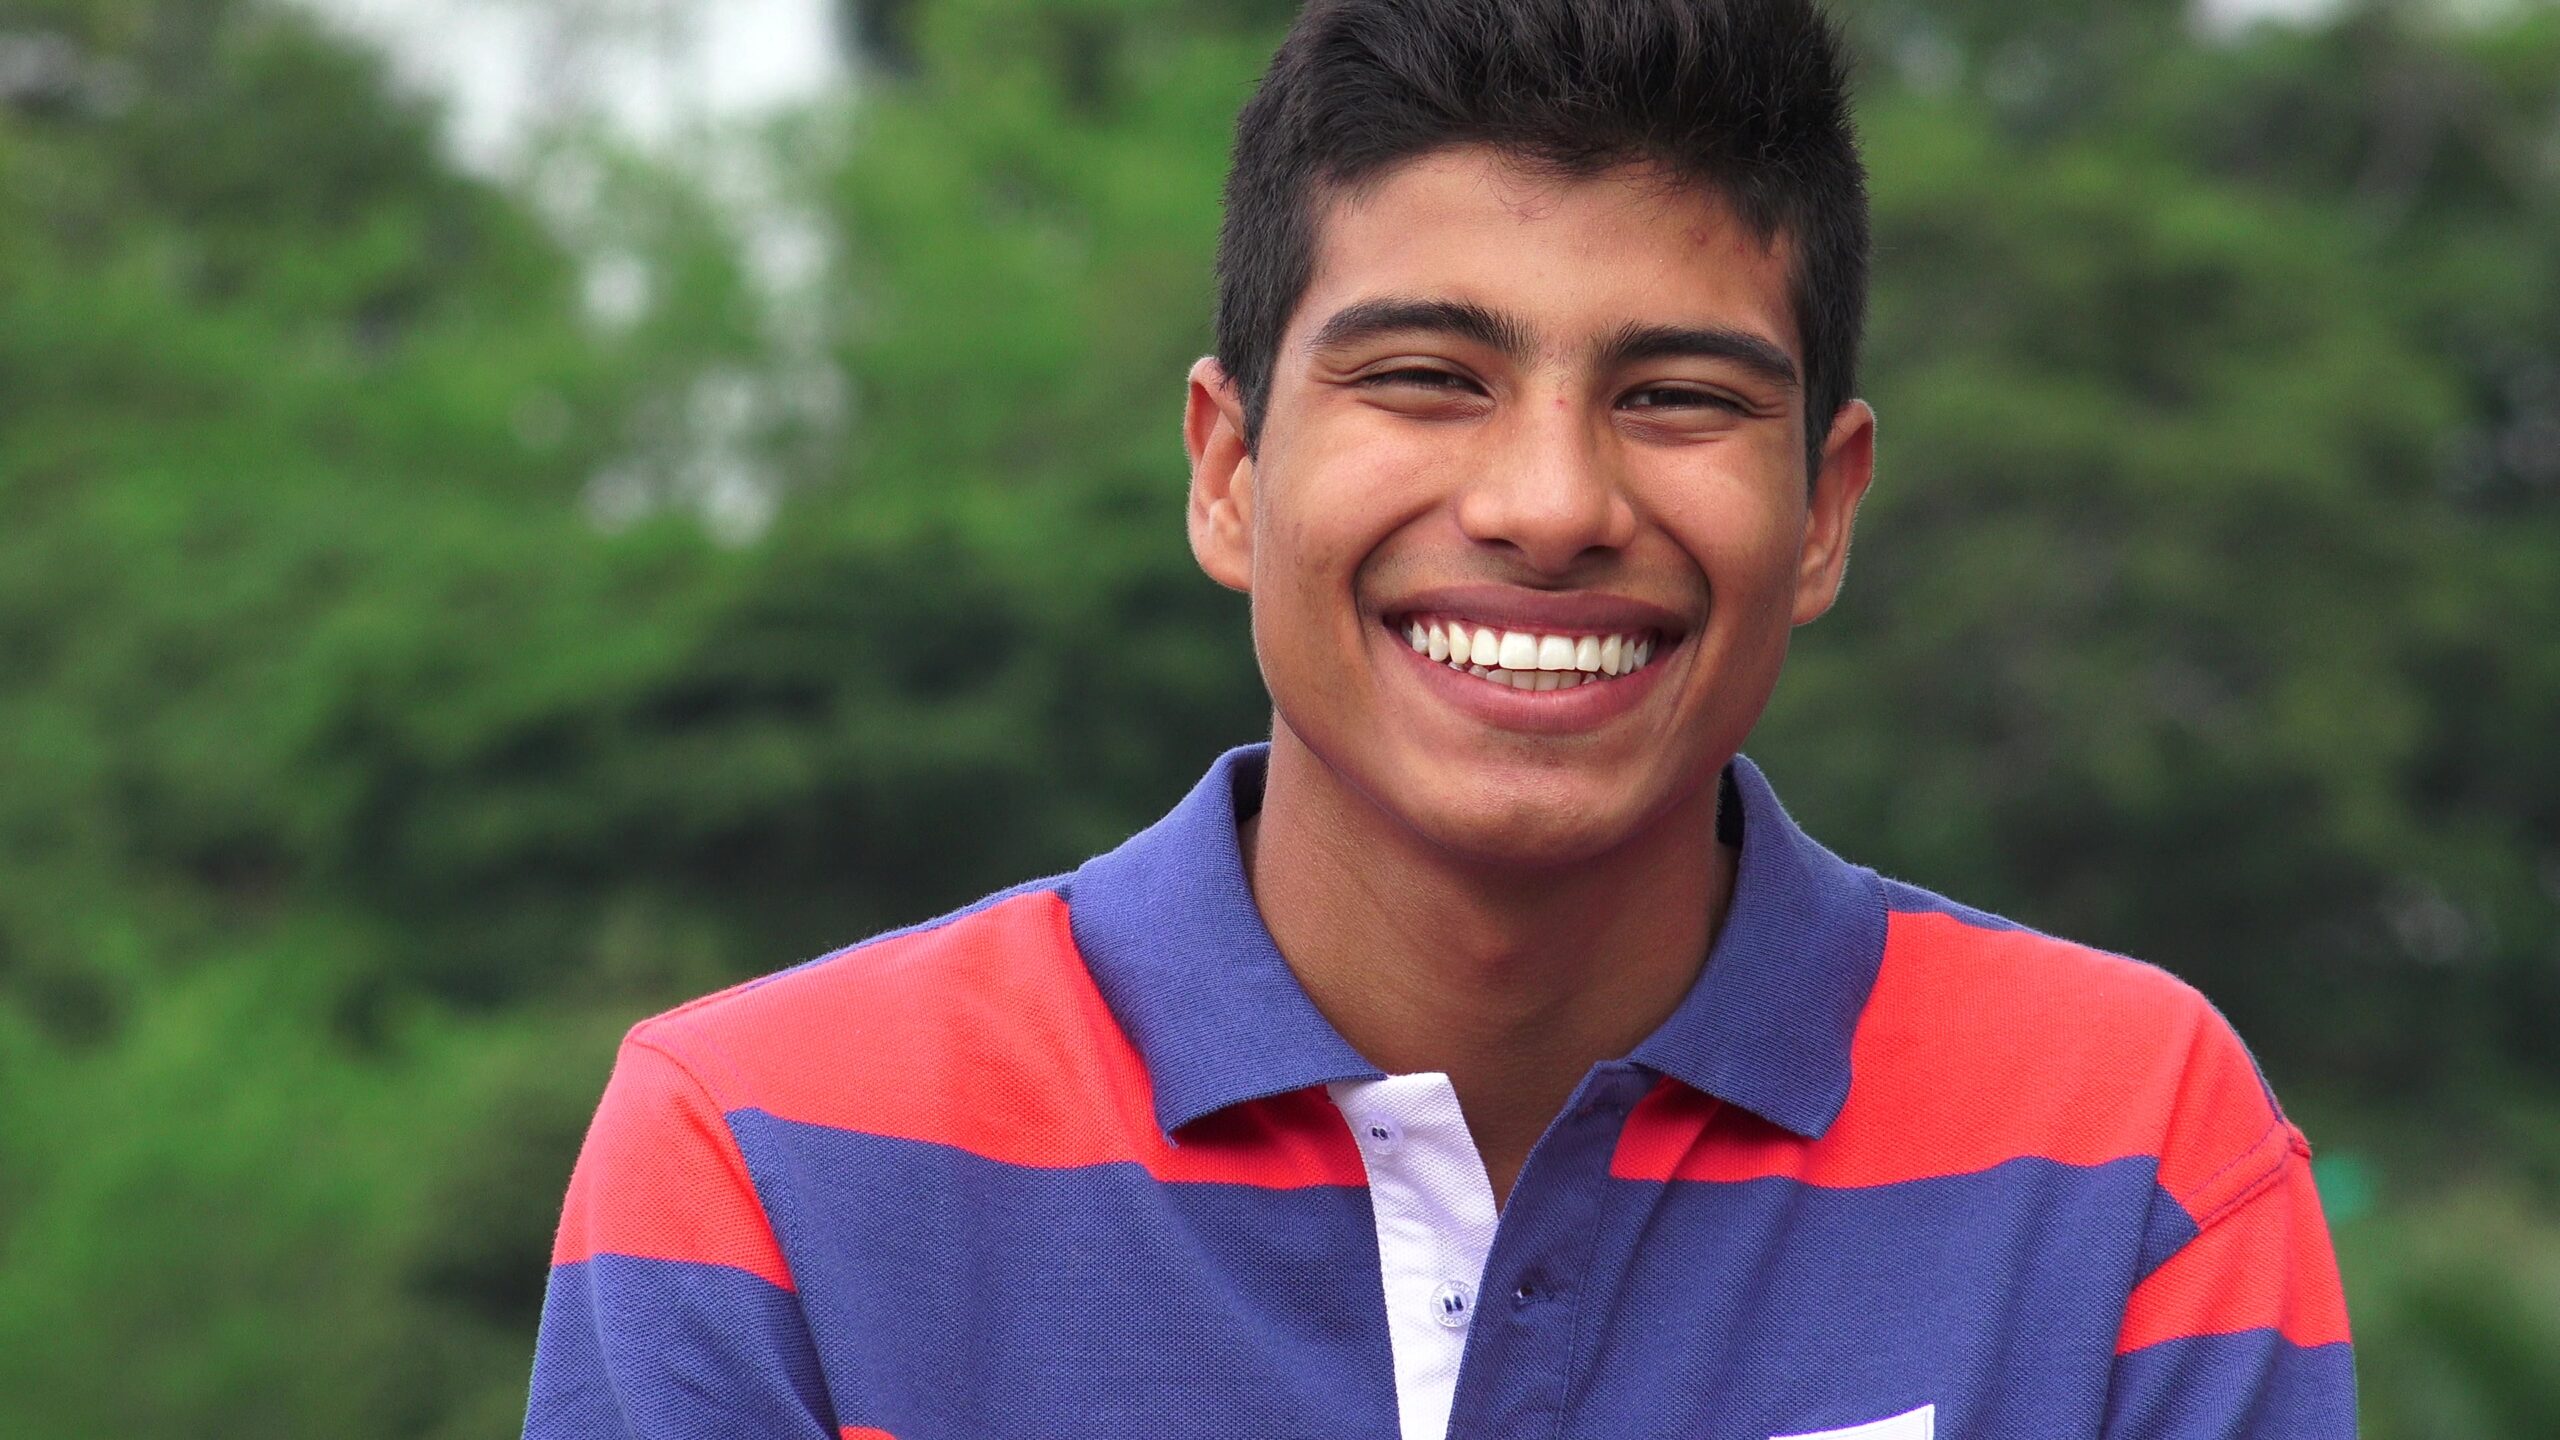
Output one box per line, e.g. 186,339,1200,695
1391,616,1662,692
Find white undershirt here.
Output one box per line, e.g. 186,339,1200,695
1326,1074,1503,1440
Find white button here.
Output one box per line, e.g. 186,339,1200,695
1359,1118,1399,1153
1429,1280,1474,1329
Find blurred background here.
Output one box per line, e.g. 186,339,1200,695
0,0,2554,1432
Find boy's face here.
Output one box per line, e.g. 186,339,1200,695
1186,145,1873,867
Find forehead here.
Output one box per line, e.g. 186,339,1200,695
1293,145,1799,362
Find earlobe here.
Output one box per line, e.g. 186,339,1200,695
1793,399,1876,625
1185,357,1256,595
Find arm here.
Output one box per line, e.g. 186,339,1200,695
2101,1045,2355,1438
524,1033,839,1440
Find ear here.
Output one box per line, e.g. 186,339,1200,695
1792,399,1876,625
1185,356,1256,595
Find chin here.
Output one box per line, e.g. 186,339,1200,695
1388,779,1652,872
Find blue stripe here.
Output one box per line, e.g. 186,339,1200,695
526,1256,836,1440
712,1103,2230,1440
2104,1332,2356,1439
2135,1182,2203,1279
1518,1157,2172,1438
731,1114,1401,1438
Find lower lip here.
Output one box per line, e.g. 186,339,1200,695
1388,630,1673,734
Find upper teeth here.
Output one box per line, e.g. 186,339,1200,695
1400,618,1656,689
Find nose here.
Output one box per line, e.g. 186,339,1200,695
1452,399,1638,575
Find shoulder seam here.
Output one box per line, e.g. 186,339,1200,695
624,1026,743,1121
2187,1121,2310,1233
618,1029,801,1289
2132,1128,2309,1289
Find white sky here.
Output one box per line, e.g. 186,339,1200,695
292,0,843,170
295,0,2353,173
2197,0,2344,32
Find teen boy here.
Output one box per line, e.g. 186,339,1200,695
526,2,2353,1436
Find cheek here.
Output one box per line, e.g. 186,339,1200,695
1246,497,1369,690
1653,487,1806,600
1258,438,1447,597
1253,508,1353,621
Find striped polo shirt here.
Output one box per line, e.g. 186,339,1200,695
525,744,2353,1440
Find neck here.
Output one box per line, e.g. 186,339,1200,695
1243,725,1736,1205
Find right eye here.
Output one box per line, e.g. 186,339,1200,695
1357,367,1479,392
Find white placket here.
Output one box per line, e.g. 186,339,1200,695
1327,1074,1503,1440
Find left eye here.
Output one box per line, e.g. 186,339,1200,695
1621,387,1736,412
1363,368,1475,391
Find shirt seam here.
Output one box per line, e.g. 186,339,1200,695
2116,1136,2324,1370
2189,1125,2310,1233
624,1026,804,1289
2177,1111,2296,1232
620,1028,847,1431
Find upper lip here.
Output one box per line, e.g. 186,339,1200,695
1382,584,1692,640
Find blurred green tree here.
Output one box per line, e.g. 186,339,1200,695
0,0,717,1430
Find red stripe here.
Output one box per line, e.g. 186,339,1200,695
646,891,1369,1188
1614,910,2281,1200
551,1035,795,1287
2117,1142,2349,1351
840,1430,896,1439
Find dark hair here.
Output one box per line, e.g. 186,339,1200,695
1215,0,1868,480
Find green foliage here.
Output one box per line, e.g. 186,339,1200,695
0,1,690,1429
2338,1182,2560,1436
0,0,2555,1433
1762,0,2560,1110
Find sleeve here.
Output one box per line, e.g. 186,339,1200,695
523,1032,840,1440
2099,1014,2355,1440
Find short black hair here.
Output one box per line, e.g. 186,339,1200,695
1214,0,1869,481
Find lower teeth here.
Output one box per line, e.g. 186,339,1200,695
1445,663,1622,691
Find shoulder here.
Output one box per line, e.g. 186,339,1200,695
1868,875,2230,1056
625,873,1088,1112
1836,877,2300,1220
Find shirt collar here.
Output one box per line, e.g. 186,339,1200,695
1068,746,1383,1135
1627,753,1888,1138
1068,743,1885,1141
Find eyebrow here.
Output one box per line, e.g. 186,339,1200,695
1306,297,1537,361
1306,296,1800,393
1595,321,1801,392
